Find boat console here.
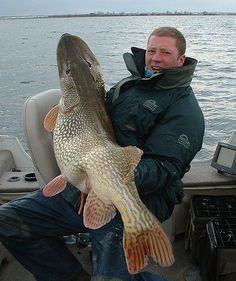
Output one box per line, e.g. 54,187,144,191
173,132,236,236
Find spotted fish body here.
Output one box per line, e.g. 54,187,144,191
43,33,175,273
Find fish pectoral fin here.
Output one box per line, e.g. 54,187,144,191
42,174,67,197
44,105,59,132
123,223,175,274
83,190,116,229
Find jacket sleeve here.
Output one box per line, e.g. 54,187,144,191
134,156,184,196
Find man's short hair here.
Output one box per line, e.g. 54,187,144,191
148,27,186,56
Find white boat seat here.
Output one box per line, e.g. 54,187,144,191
0,150,15,177
23,89,61,188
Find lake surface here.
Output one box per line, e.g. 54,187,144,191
0,15,235,160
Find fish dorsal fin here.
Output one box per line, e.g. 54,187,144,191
42,174,67,196
125,146,143,168
44,105,59,132
83,190,116,229
124,146,143,184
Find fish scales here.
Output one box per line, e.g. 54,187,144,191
43,33,175,273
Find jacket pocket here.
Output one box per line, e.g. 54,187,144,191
121,99,164,139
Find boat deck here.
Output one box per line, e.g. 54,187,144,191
0,234,202,281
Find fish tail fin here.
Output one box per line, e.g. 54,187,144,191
123,217,175,274
42,174,67,197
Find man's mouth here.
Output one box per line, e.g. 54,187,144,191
151,66,160,73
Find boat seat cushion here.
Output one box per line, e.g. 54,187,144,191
23,89,61,187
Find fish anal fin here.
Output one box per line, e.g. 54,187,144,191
42,174,67,197
44,105,59,132
83,191,116,229
124,224,175,274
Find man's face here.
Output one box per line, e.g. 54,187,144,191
145,35,185,72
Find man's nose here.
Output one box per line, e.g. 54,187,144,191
152,50,161,61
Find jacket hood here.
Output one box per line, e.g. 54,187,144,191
123,47,197,89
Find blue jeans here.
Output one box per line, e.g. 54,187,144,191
0,190,168,281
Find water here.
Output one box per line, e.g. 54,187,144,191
0,15,235,160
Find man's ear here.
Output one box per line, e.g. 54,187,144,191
178,54,186,66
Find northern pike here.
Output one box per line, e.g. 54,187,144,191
43,33,175,274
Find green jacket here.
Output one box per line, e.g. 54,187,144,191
106,47,205,222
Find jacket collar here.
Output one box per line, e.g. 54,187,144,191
123,47,197,89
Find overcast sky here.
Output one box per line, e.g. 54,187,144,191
1,0,235,17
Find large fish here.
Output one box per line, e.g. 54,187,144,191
43,33,175,274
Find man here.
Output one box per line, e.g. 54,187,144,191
0,27,204,281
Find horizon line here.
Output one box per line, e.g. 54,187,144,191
1,11,235,18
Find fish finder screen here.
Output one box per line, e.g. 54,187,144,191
216,147,236,168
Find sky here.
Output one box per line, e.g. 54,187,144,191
0,0,236,17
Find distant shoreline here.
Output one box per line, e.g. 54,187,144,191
1,11,235,20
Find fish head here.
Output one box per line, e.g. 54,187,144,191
57,33,105,111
